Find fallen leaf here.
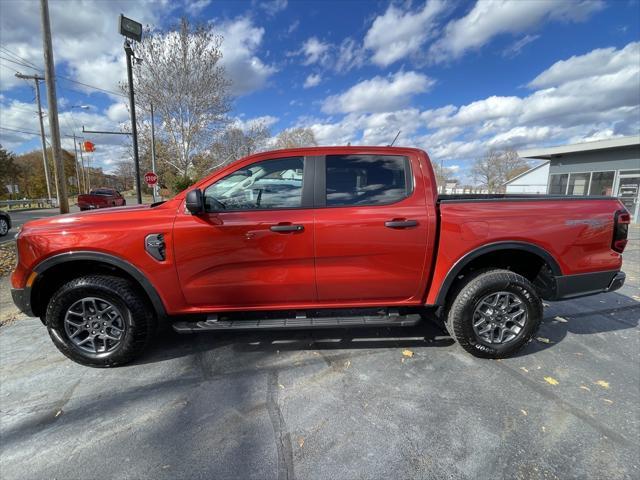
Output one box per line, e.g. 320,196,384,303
520,367,529,373
632,295,640,301
579,385,591,392
536,337,554,344
554,316,568,323
298,437,305,448
542,303,550,307
278,384,285,389
541,426,546,432
574,352,583,356
54,410,63,418
402,349,414,358
594,380,610,389
603,399,614,404
344,360,351,369
520,409,528,416
544,376,559,386
162,465,170,470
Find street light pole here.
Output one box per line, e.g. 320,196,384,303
39,0,69,213
124,40,142,204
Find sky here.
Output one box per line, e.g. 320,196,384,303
0,0,639,182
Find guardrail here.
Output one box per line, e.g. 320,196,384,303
0,199,57,210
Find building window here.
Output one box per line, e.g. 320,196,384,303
549,174,568,194
567,173,590,195
589,171,615,196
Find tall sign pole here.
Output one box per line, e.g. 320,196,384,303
40,0,69,213
72,134,81,193
119,15,143,204
150,103,157,202
15,73,52,202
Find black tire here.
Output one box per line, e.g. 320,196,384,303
0,217,8,236
45,275,156,367
446,269,542,359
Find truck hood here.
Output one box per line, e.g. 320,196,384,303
21,204,153,231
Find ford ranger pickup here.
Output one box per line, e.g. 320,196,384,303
10,147,629,367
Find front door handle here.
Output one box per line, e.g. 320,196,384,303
270,224,304,233
385,219,418,229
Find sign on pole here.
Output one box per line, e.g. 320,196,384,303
144,171,158,186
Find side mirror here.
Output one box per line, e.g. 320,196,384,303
185,188,204,215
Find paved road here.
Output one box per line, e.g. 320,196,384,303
1,229,638,479
0,207,80,245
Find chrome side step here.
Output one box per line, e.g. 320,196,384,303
172,312,421,333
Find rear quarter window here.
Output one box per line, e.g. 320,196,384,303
325,154,411,206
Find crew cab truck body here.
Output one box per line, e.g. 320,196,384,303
10,147,629,367
77,188,126,211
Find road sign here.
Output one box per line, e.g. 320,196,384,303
144,172,158,186
119,14,142,42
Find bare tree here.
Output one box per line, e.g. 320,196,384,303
274,127,318,149
431,161,458,192
471,149,529,193
209,120,271,171
129,18,231,177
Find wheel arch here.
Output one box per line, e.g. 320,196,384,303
30,251,167,320
434,242,562,306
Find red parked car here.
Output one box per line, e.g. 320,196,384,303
11,147,629,367
77,188,126,210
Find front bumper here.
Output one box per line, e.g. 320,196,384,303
11,288,35,317
549,270,625,301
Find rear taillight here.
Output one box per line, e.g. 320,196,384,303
612,209,630,253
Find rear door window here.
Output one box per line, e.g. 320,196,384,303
325,155,410,206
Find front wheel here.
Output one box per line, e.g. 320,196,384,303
446,269,542,359
45,275,155,367
0,218,8,236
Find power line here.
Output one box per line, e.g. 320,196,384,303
0,45,40,69
0,47,126,98
0,125,76,139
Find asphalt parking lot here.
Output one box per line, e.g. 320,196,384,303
1,228,638,480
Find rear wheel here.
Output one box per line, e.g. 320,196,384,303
45,275,155,367
446,269,542,358
0,218,8,236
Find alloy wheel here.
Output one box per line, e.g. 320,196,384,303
63,297,126,354
472,291,527,345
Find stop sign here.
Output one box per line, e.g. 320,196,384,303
144,172,158,186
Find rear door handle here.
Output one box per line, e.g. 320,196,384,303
385,219,418,229
270,224,304,233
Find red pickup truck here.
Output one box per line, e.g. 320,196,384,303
11,147,629,367
77,188,126,210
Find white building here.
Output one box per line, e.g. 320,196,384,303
504,161,550,194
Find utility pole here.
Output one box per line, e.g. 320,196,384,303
40,0,68,213
124,40,142,204
15,73,53,202
72,134,81,193
150,103,158,202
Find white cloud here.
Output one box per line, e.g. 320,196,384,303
430,0,604,62
218,17,277,96
233,115,279,131
502,34,540,58
364,0,446,67
303,73,321,89
106,102,130,123
297,41,639,179
0,0,165,92
529,41,639,88
259,0,288,17
184,0,212,15
300,37,331,66
335,38,366,72
322,71,435,114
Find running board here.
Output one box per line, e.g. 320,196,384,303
172,313,421,333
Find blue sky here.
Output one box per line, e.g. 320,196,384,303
1,0,639,181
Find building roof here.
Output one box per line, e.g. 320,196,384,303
518,135,640,159
503,160,549,185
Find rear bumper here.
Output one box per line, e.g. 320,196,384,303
549,270,625,301
11,287,35,317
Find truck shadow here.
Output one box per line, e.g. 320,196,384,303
137,319,455,366
138,292,639,365
515,292,639,357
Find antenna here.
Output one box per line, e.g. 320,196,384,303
389,130,401,147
